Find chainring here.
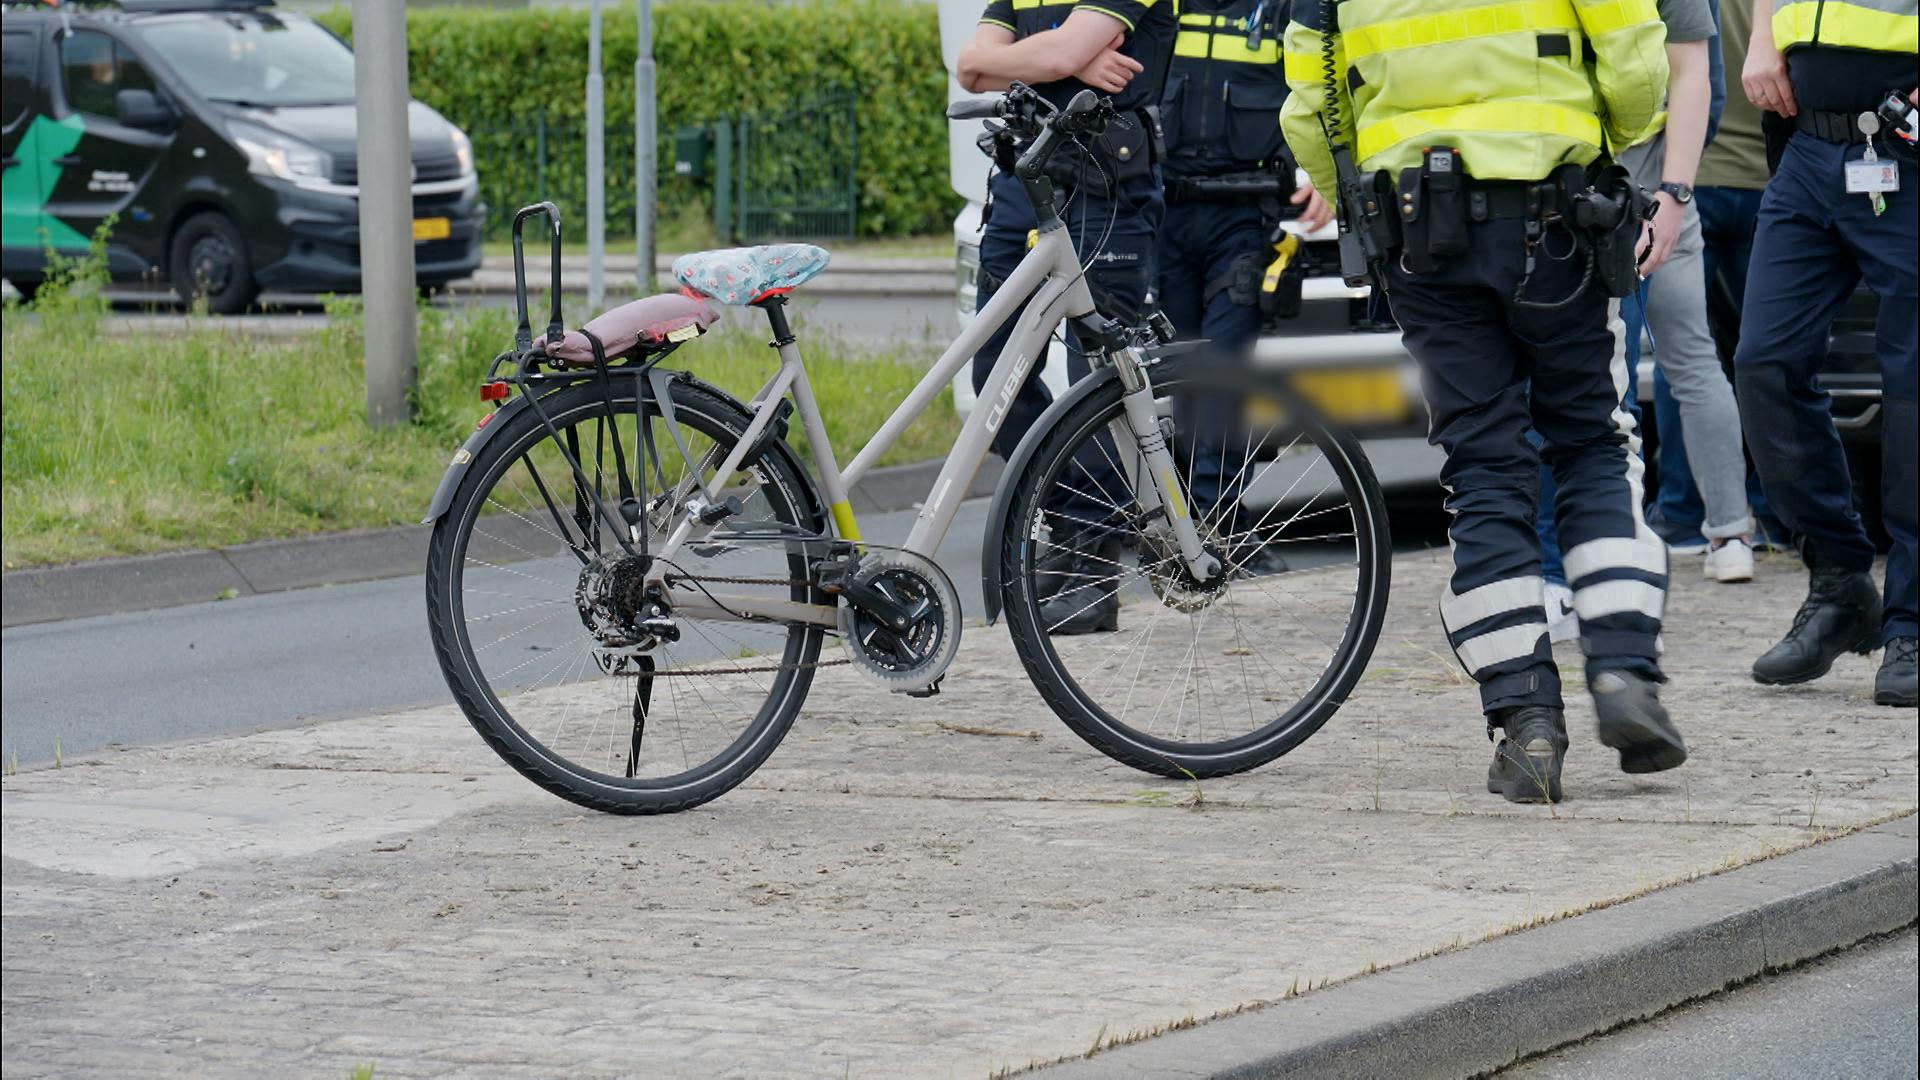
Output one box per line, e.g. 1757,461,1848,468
836,549,963,693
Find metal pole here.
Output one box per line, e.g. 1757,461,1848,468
352,0,415,428
586,0,606,309
633,0,657,293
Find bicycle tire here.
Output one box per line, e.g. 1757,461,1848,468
997,357,1392,779
426,375,826,815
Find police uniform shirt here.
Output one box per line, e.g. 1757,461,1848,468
1789,50,1916,112
1773,0,1919,112
1160,0,1291,177
977,0,1178,114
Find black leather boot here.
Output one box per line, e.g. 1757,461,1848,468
1591,669,1687,774
1752,564,1881,686
1487,706,1567,804
1876,637,1918,708
1035,527,1120,635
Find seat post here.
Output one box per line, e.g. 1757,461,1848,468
754,295,797,347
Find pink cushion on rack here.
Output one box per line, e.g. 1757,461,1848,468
542,292,720,367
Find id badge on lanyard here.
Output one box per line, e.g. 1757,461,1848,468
1845,112,1901,216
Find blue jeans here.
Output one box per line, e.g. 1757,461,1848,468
1648,184,1779,546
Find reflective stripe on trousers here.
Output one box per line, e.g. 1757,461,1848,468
1385,215,1668,715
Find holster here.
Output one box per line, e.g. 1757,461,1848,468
1259,234,1306,319
1205,251,1264,308
1574,163,1648,300
1763,110,1792,174
1394,147,1469,274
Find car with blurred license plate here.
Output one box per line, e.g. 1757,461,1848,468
1,0,484,312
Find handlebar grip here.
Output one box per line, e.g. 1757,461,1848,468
1062,89,1100,116
947,98,1001,121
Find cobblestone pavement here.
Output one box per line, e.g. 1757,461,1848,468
4,549,1915,1078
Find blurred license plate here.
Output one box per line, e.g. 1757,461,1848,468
412,217,451,241
1292,369,1407,424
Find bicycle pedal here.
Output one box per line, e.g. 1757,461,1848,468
902,678,943,699
693,495,744,526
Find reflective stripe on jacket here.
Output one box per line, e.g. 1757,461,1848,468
1278,0,1669,203
1771,0,1919,54
1160,0,1292,176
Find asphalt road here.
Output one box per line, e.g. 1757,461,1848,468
1502,929,1920,1079
2,495,1448,769
0,501,986,770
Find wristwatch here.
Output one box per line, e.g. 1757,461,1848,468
1657,182,1694,205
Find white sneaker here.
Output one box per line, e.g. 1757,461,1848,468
1666,538,1709,556
1546,582,1579,642
1704,538,1755,583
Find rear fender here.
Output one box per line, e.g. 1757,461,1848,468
423,395,531,523
979,364,1121,625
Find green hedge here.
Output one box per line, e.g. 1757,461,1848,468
317,1,958,243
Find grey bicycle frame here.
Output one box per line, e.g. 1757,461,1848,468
647,225,1215,628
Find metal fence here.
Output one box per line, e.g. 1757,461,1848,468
712,91,859,242
463,90,858,245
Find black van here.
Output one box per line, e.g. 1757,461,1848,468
1,0,483,312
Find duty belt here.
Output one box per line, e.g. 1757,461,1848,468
1463,180,1555,221
1380,171,1573,224
1795,109,1872,143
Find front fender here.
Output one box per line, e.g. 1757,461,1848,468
979,363,1122,625
422,395,533,523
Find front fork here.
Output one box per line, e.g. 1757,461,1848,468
1108,346,1220,582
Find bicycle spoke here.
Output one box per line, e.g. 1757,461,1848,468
1011,365,1382,766
440,381,824,800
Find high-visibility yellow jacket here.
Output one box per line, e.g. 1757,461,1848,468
1278,0,1670,203
1771,0,1918,54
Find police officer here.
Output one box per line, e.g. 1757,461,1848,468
1737,0,1918,707
1158,0,1332,355
958,0,1176,634
1281,0,1688,803
1155,0,1331,569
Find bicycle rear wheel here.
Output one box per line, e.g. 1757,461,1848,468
997,356,1391,778
425,374,828,814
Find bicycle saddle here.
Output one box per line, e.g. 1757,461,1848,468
672,244,831,306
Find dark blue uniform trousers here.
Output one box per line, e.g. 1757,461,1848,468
1156,198,1268,515
1385,217,1669,715
1734,133,1918,644
972,168,1160,526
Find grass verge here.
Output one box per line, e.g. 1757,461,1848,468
1,245,957,568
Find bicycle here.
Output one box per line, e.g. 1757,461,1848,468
423,85,1392,814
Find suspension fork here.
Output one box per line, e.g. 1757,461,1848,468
1109,346,1220,581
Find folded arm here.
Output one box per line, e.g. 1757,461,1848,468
958,9,1139,93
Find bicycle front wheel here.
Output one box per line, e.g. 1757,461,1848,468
997,356,1391,778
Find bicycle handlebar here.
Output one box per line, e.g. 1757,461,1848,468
950,85,1115,232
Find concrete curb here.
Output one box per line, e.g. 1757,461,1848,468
1030,815,1919,1079
0,455,999,629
